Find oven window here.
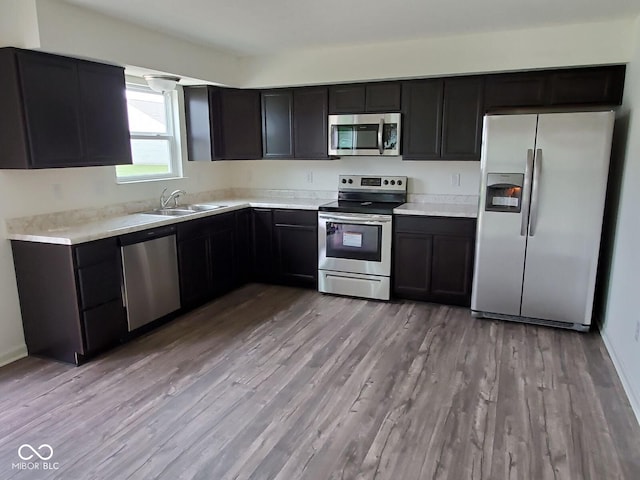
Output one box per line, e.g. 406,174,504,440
326,222,382,262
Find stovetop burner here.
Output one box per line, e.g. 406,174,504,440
319,174,408,215
319,199,405,215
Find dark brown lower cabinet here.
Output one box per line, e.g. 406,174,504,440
177,211,245,309
11,237,127,364
393,216,476,307
252,208,317,288
273,209,318,288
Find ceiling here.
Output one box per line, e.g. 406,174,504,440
62,0,640,56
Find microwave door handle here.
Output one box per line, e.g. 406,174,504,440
378,119,384,155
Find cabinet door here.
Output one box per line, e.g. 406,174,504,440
178,234,212,307
441,77,484,160
220,89,262,159
329,85,366,113
261,90,294,158
78,61,132,166
365,82,401,112
210,214,236,296
83,300,126,354
401,80,443,160
430,235,475,306
16,50,84,167
293,87,329,159
184,86,219,161
273,210,317,288
484,72,547,111
274,224,317,287
548,66,625,106
393,232,432,299
252,208,274,282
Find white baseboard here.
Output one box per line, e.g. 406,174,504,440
0,344,27,368
601,331,640,426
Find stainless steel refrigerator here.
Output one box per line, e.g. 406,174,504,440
471,111,614,331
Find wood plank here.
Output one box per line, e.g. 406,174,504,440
0,284,638,480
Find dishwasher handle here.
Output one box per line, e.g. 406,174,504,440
119,225,177,246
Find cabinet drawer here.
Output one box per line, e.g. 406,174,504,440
75,237,118,267
273,209,317,227
395,216,476,236
83,299,126,353
77,260,121,309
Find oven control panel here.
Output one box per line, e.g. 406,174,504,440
339,175,407,192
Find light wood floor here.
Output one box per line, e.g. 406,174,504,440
0,284,638,480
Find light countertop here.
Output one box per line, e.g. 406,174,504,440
7,197,478,246
394,202,478,218
7,198,328,245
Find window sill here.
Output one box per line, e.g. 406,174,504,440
116,175,186,185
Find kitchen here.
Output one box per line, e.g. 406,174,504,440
1,0,640,478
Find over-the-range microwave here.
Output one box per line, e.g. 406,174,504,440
328,113,401,156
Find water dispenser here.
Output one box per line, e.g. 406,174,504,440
485,173,524,213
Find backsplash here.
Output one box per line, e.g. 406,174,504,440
5,187,478,235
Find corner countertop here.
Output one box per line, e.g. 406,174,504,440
394,202,478,218
7,196,479,246
6,198,328,246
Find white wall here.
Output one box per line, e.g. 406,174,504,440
600,18,640,423
227,158,479,197
33,0,242,86
240,19,635,88
0,0,40,48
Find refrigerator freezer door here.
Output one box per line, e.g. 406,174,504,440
520,111,614,325
471,114,538,316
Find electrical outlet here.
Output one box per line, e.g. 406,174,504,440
52,183,63,200
451,173,461,187
635,321,640,343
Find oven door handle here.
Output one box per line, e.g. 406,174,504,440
319,213,392,224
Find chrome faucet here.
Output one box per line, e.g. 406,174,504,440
160,188,186,208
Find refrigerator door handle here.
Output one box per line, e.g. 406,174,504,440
520,149,534,236
529,148,542,236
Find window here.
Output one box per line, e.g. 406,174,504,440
116,83,182,182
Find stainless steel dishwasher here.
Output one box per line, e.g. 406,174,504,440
120,225,181,331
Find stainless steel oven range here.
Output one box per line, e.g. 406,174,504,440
318,175,407,300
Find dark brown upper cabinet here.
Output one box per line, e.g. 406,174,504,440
262,90,294,158
184,86,262,161
220,88,262,159
547,65,625,106
484,65,625,111
0,47,132,169
402,79,443,160
484,72,548,111
441,76,484,160
260,87,330,160
402,77,483,161
293,87,329,159
329,82,401,113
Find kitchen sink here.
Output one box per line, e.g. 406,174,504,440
141,204,227,217
185,204,227,211
142,208,198,217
